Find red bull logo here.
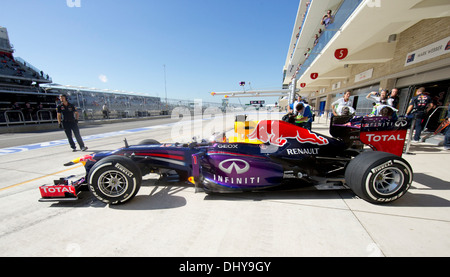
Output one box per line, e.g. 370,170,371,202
249,120,329,146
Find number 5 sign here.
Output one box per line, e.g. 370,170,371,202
335,48,349,60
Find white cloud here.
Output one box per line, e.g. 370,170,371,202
98,74,108,83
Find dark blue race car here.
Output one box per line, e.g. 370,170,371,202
39,115,413,205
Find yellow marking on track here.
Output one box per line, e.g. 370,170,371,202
0,165,83,192
1,126,207,192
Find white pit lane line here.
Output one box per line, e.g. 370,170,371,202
0,113,236,156
0,117,213,156
0,126,165,156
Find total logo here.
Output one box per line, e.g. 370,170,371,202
364,133,405,142
39,185,76,198
40,186,75,194
360,130,407,157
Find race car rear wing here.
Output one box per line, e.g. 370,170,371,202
331,115,410,157
360,117,409,157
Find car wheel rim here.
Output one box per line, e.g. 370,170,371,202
373,167,403,196
98,170,128,197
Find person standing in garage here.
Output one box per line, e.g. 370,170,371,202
405,87,433,142
57,94,88,152
444,103,450,150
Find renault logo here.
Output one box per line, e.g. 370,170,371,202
218,159,250,174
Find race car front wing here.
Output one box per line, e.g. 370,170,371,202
38,175,87,202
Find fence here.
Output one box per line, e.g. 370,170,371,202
1,109,56,127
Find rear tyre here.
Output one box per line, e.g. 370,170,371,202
88,156,142,204
345,151,412,204
138,139,160,145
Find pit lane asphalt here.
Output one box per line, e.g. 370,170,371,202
0,114,449,257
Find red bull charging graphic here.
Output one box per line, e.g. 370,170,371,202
249,120,329,146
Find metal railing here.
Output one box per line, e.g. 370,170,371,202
296,0,364,78
1,110,57,127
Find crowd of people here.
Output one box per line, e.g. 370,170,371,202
4,101,51,122
1,91,164,124
331,88,401,118
288,8,333,83
0,53,50,80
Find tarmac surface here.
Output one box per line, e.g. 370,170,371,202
0,112,449,258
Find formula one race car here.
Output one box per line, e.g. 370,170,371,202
39,115,413,205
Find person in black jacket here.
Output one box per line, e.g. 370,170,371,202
57,95,88,152
405,87,433,142
388,88,400,109
444,103,450,150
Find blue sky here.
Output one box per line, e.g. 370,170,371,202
1,0,299,104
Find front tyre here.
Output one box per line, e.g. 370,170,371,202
88,156,142,204
345,152,413,204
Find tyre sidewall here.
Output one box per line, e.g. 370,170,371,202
364,158,412,203
88,156,142,204
346,152,413,204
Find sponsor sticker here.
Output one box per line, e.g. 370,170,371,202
115,163,134,177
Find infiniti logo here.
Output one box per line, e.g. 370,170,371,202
218,159,250,174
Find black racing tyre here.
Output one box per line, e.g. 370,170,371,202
138,139,160,145
345,151,413,204
176,170,189,181
88,155,142,204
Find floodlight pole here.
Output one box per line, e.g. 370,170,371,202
211,89,293,96
289,80,297,105
163,64,168,110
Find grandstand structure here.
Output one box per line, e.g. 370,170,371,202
0,26,57,126
0,26,225,128
283,0,450,118
43,85,164,120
